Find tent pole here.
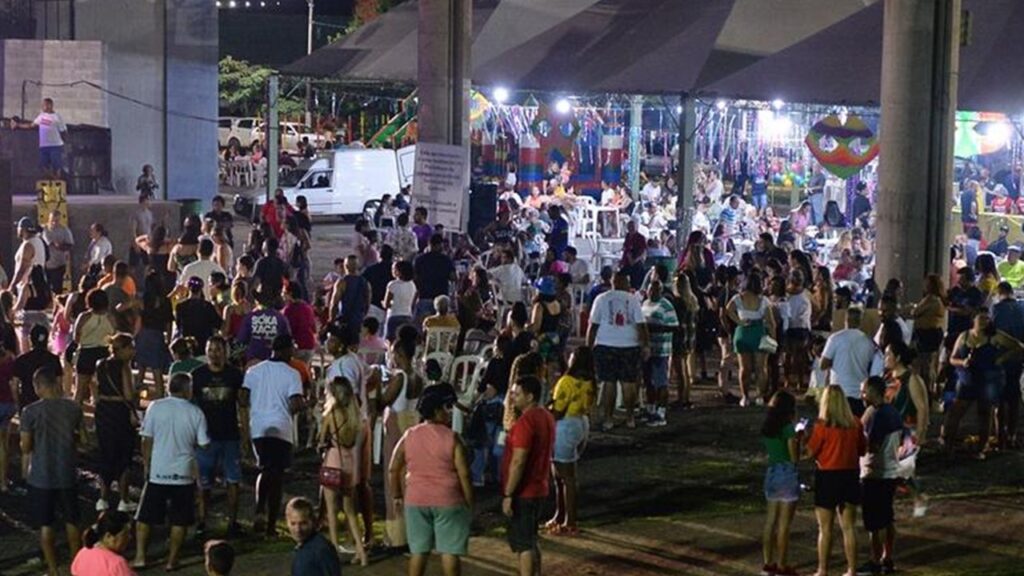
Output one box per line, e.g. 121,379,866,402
267,74,279,206
676,93,696,250
628,94,643,198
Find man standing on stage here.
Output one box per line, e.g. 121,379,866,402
10,98,68,179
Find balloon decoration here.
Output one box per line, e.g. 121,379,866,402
805,114,879,179
531,104,580,167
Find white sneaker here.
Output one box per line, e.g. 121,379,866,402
95,498,109,512
739,396,750,407
117,500,137,513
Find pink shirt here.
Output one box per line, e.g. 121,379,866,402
403,422,464,507
71,546,137,576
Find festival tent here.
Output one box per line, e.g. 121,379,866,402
700,0,1024,113
284,0,881,96
286,0,1024,113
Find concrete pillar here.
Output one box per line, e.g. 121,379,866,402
417,0,471,147
675,94,697,250
875,0,959,298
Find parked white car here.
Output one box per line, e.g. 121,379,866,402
250,122,336,154
233,145,415,221
218,117,259,149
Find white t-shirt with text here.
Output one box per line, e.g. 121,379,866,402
33,112,67,147
140,397,209,485
589,289,645,348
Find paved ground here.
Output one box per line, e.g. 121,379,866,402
3,384,1024,575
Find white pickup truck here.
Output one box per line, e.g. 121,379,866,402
250,122,338,154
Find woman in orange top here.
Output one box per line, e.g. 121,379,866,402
806,385,867,576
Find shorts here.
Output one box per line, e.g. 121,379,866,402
31,485,80,528
764,462,800,503
76,346,107,376
957,369,1003,403
196,440,243,489
136,482,196,526
40,145,64,172
861,478,897,531
643,356,670,389
1003,364,1023,403
847,397,866,418
912,328,943,354
594,345,641,383
553,416,588,463
0,402,16,427
405,505,471,556
733,321,766,354
252,436,293,472
814,469,862,509
506,497,544,553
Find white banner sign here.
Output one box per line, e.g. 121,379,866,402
411,142,469,231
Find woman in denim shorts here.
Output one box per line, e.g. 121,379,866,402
760,391,801,576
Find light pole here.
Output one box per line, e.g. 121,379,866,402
305,0,314,128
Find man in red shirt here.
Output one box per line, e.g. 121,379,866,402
502,376,555,576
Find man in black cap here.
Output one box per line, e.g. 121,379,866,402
13,216,47,289
988,224,1011,257
11,324,62,411
241,334,305,537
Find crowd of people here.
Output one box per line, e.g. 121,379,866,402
1,141,1023,576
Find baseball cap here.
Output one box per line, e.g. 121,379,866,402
16,217,37,232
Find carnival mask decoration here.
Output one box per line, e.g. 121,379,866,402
804,114,879,179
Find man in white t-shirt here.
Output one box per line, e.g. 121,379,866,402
135,372,209,571
488,249,526,304
587,270,650,430
178,239,226,299
242,334,305,538
821,307,883,416
12,98,67,178
565,246,590,286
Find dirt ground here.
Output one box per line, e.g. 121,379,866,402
3,384,1024,576
3,213,1024,574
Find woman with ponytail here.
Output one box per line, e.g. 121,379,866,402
71,510,135,575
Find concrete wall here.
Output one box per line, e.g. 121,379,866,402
0,40,107,125
75,0,165,196
12,197,182,273
165,0,219,205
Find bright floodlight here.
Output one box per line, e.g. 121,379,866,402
675,105,682,114
228,0,236,6
493,87,510,104
244,1,250,6
555,98,572,114
986,122,1012,145
772,98,785,110
216,0,221,5
716,100,727,110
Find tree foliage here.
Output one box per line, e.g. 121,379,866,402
218,56,305,119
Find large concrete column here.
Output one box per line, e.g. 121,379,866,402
417,0,471,147
875,0,959,298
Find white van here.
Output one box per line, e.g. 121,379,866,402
233,145,415,220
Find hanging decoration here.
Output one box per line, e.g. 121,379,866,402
804,113,880,179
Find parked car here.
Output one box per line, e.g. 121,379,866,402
234,145,415,221
218,117,260,149
250,121,336,154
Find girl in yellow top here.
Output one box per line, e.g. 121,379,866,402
546,346,595,536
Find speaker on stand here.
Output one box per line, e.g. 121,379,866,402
467,181,497,243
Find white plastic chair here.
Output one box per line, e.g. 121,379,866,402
424,326,460,355
449,354,484,434
421,351,454,383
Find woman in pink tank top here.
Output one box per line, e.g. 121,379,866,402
389,383,474,576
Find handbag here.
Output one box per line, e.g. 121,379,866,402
759,334,779,355
318,411,351,490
